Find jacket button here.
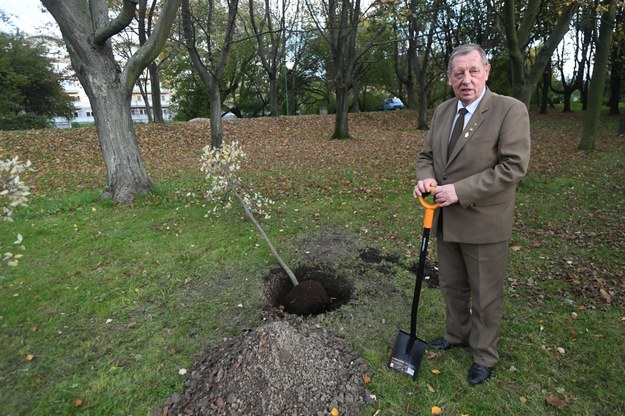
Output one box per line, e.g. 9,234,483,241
442,175,448,181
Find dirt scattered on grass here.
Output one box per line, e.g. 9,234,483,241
158,231,437,416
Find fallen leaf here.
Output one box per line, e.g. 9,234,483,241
74,399,83,407
26,354,34,361
431,369,441,375
599,288,612,303
519,396,527,404
545,394,569,410
511,245,522,251
578,305,586,310
362,374,372,383
427,351,442,360
427,383,435,393
331,407,339,416
431,405,442,415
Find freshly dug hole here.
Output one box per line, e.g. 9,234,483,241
264,266,354,316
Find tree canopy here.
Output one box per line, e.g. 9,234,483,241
0,32,74,124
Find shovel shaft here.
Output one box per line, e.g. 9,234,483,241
410,227,430,336
409,189,438,337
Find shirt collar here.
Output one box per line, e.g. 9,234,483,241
457,87,487,115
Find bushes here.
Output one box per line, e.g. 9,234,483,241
0,114,52,130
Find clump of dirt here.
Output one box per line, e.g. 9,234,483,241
265,266,354,317
160,320,374,416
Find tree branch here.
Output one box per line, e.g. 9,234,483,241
93,0,139,46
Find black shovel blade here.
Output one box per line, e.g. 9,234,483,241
387,329,427,380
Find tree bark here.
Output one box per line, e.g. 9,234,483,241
333,87,350,139
149,62,164,123
93,86,153,203
607,46,621,115
580,0,617,150
41,0,181,204
503,0,578,107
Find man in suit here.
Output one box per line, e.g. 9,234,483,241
413,43,531,385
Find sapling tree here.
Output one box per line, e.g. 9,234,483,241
200,141,299,286
1,157,31,266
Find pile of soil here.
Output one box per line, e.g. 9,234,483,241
160,320,374,415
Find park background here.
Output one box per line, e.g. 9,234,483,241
1,1,624,415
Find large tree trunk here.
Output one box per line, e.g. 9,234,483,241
72,55,153,204
92,87,153,203
42,0,181,204
580,0,616,150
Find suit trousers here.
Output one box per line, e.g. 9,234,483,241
436,224,509,368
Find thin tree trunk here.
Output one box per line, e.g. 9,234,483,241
333,87,350,139
208,81,224,148
230,183,298,286
580,0,616,150
149,63,164,123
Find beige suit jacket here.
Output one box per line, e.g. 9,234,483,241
417,89,531,244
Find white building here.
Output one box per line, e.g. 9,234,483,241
52,60,174,128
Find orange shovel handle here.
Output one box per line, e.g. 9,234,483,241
418,186,439,229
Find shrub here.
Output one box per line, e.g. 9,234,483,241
0,114,52,131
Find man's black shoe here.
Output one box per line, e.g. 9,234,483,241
467,363,494,386
427,337,468,350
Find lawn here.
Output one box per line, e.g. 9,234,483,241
1,110,623,415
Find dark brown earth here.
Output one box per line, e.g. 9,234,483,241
158,231,439,416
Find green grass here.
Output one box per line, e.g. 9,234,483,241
1,111,624,415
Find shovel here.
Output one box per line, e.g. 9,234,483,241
387,188,438,379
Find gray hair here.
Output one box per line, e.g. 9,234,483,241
448,43,489,74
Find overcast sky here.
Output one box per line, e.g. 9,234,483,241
0,0,58,35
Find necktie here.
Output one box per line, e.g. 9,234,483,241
448,108,468,158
